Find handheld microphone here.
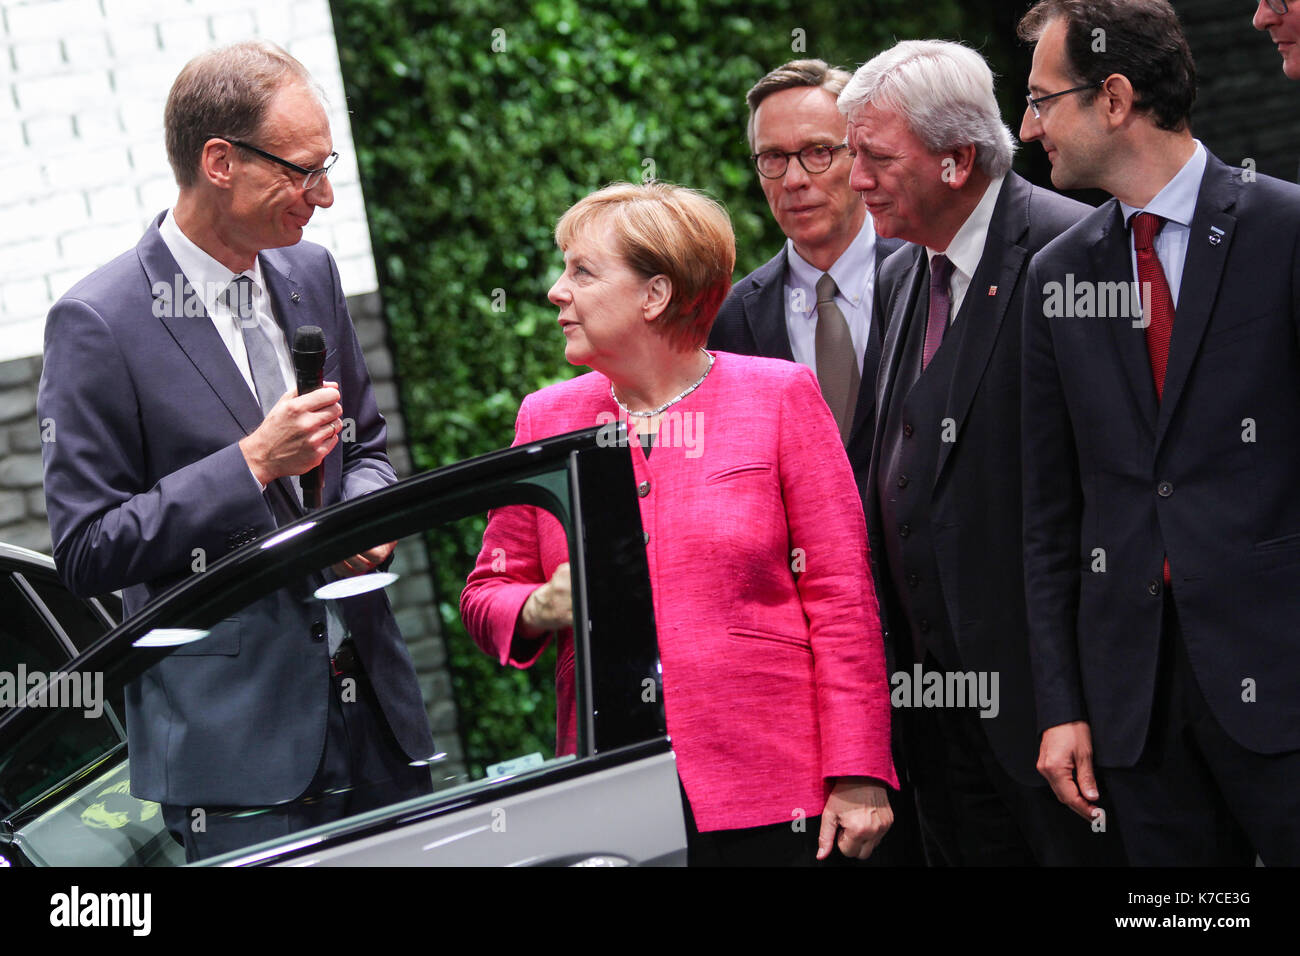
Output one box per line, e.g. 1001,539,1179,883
293,325,327,510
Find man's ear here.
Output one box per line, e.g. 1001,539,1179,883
200,139,236,189
643,274,673,322
941,143,978,190
1099,73,1135,129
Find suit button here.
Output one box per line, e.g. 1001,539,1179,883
1157,481,1173,497
311,620,326,641
1147,580,1161,596
899,523,911,538
637,480,650,497
643,531,650,544
906,573,919,588
897,474,910,488
903,424,914,438
919,619,931,633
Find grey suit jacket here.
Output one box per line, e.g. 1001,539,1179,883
39,213,435,805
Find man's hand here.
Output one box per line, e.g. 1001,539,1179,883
333,541,396,578
239,381,343,486
519,562,572,636
817,776,893,861
1038,720,1100,820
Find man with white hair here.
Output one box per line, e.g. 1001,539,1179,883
844,40,1117,864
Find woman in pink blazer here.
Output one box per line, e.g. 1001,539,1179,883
461,182,896,865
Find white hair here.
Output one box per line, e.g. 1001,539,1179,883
837,40,1015,178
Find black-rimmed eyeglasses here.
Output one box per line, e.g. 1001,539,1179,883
1262,0,1289,15
752,143,848,179
1025,82,1102,119
219,137,338,190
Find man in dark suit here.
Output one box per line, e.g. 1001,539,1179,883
1019,0,1300,865
39,41,435,861
841,39,1117,866
1253,0,1300,79
708,60,902,493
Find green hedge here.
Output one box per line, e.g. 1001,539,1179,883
330,0,1005,772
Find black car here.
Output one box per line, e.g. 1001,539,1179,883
0,426,686,866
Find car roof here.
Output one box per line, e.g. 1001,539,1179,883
0,542,55,570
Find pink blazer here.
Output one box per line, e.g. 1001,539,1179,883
461,351,897,831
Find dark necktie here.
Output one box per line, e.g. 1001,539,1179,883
923,254,955,371
815,272,860,443
224,275,286,416
1132,212,1175,399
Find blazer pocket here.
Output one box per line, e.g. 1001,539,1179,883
168,618,241,656
706,463,773,484
1255,530,1300,552
727,626,811,655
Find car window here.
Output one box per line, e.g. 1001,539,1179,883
19,569,117,654
0,575,121,814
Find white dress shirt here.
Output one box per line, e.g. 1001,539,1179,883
782,218,880,376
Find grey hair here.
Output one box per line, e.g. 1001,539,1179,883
164,39,324,188
837,40,1015,178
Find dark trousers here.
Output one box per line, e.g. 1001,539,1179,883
904,654,1124,866
680,785,858,867
163,662,432,863
1104,596,1300,866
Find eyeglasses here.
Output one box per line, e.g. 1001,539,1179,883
1262,0,1288,15
752,143,848,179
1025,82,1102,119
220,137,338,190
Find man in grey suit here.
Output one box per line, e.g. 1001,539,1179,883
708,60,902,497
39,40,434,861
845,39,1119,865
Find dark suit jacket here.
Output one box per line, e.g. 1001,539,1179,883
38,213,435,805
707,234,903,494
1022,152,1300,766
868,173,1089,786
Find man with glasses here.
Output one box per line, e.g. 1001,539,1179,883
1253,0,1300,79
1019,0,1300,865
842,39,1112,866
39,40,434,861
709,60,902,484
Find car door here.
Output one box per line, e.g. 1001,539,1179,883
0,426,685,866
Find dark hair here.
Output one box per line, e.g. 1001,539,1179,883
1018,0,1195,132
164,40,319,187
745,59,853,151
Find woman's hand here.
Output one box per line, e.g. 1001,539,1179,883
519,562,573,636
817,776,893,860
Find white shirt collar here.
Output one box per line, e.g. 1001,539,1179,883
1119,140,1206,228
785,216,878,313
158,209,265,313
926,173,1005,280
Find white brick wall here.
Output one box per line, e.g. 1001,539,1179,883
0,0,379,362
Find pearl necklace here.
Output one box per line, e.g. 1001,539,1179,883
611,348,715,418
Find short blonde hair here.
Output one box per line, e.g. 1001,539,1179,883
554,182,735,350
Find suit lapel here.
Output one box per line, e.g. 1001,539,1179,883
871,244,927,457
1155,157,1239,451
936,175,1028,482
1089,203,1159,437
741,250,796,361
139,220,266,437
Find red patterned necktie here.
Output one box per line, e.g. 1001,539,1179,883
1132,212,1175,585
1132,212,1174,398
